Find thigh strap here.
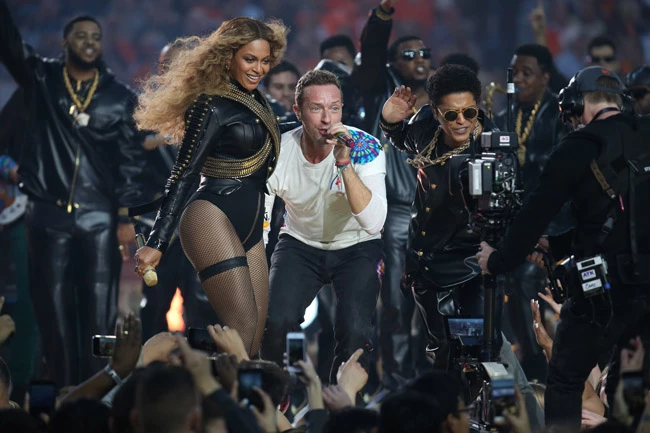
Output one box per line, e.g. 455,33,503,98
199,256,248,282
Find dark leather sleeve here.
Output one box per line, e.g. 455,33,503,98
382,105,434,154
146,96,223,253
115,92,147,211
352,6,393,94
0,0,35,89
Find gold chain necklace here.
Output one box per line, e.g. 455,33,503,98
407,122,479,169
63,66,99,113
515,98,542,166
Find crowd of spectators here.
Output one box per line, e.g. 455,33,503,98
2,0,650,106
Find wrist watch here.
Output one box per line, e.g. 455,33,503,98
104,364,124,386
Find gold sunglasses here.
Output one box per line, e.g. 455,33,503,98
436,106,479,122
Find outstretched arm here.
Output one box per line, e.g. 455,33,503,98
352,0,396,94
0,0,35,89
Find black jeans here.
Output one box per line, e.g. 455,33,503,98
263,235,383,382
141,235,219,341
546,291,650,429
25,201,118,386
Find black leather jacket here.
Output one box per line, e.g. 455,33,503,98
146,86,279,253
383,108,498,283
0,0,145,214
495,91,574,236
352,6,417,206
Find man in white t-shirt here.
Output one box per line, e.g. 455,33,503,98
262,70,387,381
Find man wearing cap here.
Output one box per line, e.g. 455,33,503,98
477,66,650,429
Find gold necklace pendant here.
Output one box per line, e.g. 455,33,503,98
63,66,99,127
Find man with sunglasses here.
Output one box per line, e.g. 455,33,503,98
381,64,499,365
380,65,545,429
494,44,573,382
350,0,432,387
586,35,620,74
625,65,650,115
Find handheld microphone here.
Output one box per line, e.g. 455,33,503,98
135,229,158,287
334,132,354,148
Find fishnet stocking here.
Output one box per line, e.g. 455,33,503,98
179,200,267,357
245,240,268,356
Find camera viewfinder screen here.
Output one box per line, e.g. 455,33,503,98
239,371,262,390
448,318,484,339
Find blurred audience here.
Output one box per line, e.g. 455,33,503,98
2,0,650,107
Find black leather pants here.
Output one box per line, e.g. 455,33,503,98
25,201,118,386
412,275,504,368
141,235,219,341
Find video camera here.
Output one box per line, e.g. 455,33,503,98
449,131,523,241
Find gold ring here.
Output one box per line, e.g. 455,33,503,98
124,330,129,335
118,245,124,251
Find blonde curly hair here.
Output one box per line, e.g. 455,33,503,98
135,17,289,142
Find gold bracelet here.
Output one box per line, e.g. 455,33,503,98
375,6,393,21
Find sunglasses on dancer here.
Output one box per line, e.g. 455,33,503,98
436,105,479,122
400,48,432,61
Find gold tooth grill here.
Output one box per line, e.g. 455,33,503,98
167,95,213,187
200,83,281,179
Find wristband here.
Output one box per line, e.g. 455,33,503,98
104,365,124,386
335,160,351,168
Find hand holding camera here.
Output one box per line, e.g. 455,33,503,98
207,324,249,361
502,387,532,433
170,334,221,397
294,355,324,410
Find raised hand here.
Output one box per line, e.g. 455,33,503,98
170,334,221,396
503,387,532,433
537,286,562,316
295,356,324,409
110,313,142,378
530,299,553,361
248,387,277,433
213,353,239,392
336,348,368,404
322,385,353,411
207,324,249,361
620,336,644,373
0,297,15,344
581,409,607,429
529,0,546,35
381,86,417,124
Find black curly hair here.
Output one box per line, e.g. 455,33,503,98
426,64,482,107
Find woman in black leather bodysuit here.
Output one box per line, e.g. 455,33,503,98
133,17,288,357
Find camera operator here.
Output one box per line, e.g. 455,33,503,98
477,66,650,429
